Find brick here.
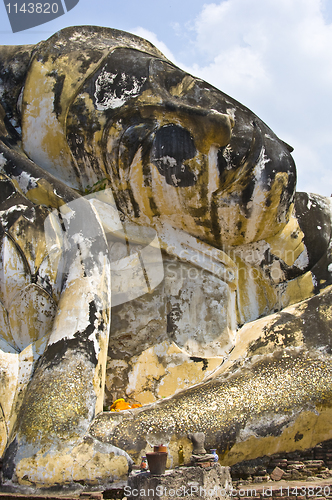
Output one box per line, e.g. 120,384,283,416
304,460,325,466
270,467,285,481
80,494,103,500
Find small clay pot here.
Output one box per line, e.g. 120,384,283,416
146,452,168,475
154,445,167,453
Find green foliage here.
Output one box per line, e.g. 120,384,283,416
84,177,112,194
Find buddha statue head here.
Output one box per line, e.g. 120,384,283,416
17,25,296,249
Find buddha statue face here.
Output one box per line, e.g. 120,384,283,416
20,27,296,248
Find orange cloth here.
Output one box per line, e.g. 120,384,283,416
109,398,142,412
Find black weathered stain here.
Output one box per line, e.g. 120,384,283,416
76,49,105,74
189,356,209,371
1,437,18,480
167,304,181,334
295,192,331,272
295,431,303,442
151,125,197,187
0,45,33,128
120,122,154,174
40,301,102,369
217,147,228,178
47,70,65,119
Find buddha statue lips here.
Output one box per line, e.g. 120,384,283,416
0,26,330,491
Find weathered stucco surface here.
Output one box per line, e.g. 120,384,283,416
0,25,331,492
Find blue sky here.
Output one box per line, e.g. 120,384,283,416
1,0,332,197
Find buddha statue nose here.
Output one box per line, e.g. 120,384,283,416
195,109,235,153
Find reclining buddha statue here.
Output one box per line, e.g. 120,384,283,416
0,25,331,491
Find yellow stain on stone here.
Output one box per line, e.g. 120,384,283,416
135,90,164,107
94,329,110,415
127,345,166,404
281,271,315,309
267,213,305,266
0,333,50,457
8,211,48,276
211,298,307,379
25,178,66,209
22,61,75,180
0,104,9,138
189,111,233,154
50,278,101,346
260,171,291,234
319,303,332,321
16,447,128,487
8,284,56,350
129,149,155,223
0,234,30,313
169,75,196,98
21,41,113,189
220,406,332,467
0,350,19,455
67,91,109,189
142,108,233,154
0,302,15,349
217,173,291,247
157,355,222,399
0,420,6,458
127,340,222,402
235,254,278,324
149,163,205,238
134,390,157,405
166,342,186,355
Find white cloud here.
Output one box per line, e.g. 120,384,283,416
131,27,176,62
189,0,332,196
135,0,332,197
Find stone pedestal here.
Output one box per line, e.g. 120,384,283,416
126,464,232,500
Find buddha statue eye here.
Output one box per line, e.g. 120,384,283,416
151,124,197,187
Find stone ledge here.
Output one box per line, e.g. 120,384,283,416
127,464,232,500
1,472,332,499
